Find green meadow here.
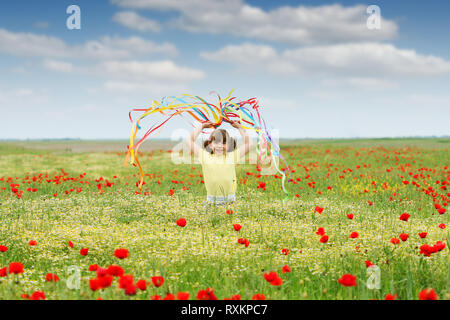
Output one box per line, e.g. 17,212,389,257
0,139,448,300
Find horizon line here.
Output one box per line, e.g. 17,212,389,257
1,136,450,142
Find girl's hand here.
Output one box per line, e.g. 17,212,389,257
201,121,216,129
231,121,242,129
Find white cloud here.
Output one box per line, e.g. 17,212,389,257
0,26,204,95
111,1,397,45
201,42,450,78
82,36,177,59
283,42,450,76
98,60,205,82
200,43,296,75
111,0,236,12
321,77,400,90
43,59,74,73
103,81,187,94
113,11,161,32
0,28,176,60
41,58,205,94
0,28,69,58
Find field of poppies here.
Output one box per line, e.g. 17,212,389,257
0,139,448,300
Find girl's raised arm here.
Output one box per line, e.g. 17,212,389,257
231,121,252,157
186,121,214,158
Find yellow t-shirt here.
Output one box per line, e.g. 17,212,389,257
198,148,240,197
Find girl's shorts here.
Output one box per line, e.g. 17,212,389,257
206,194,236,205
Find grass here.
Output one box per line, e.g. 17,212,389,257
0,139,448,300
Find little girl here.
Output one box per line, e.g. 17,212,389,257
186,120,251,205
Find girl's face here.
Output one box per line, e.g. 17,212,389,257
211,140,226,155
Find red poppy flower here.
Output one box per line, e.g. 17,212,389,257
168,189,175,196
8,262,24,274
106,265,124,277
233,224,242,231
136,279,147,291
0,267,7,277
399,213,410,221
118,275,134,289
316,227,325,236
151,295,162,300
365,261,374,268
282,265,291,273
270,276,283,286
80,248,89,256
226,209,233,215
45,273,59,282
420,244,434,257
0,245,8,252
347,214,354,219
151,276,164,287
89,278,100,291
158,291,174,300
114,248,129,259
349,232,359,239
390,238,400,244
176,218,187,227
125,284,137,296
197,288,218,300
98,275,113,289
385,294,397,300
320,235,329,243
433,241,446,252
177,292,190,300
399,233,409,241
252,293,266,300
257,182,266,190
315,206,324,214
68,241,74,248
338,274,357,287
419,288,438,300
30,291,46,300
281,248,290,255
263,271,277,282
88,264,99,272
28,240,37,246
418,232,427,238
439,223,446,229
96,267,108,278
263,271,282,286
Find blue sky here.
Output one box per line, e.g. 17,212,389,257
1,0,450,139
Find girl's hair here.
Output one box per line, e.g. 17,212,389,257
203,129,236,154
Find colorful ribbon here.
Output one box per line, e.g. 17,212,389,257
124,90,291,196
